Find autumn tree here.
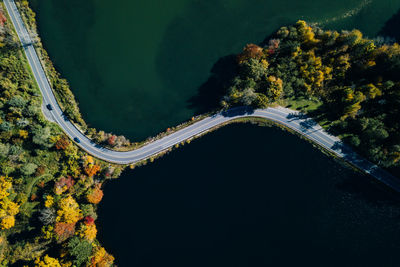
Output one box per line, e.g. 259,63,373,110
90,247,115,267
86,184,104,204
237,44,264,64
0,176,19,230
55,135,70,150
107,135,116,146
54,222,76,242
84,164,101,177
54,176,75,195
34,255,61,267
79,222,97,241
56,196,82,224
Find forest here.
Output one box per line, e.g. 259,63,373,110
0,3,123,265
223,20,400,169
3,0,400,265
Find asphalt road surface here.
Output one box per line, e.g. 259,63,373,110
4,0,400,192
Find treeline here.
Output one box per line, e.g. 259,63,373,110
0,5,121,265
223,20,400,168
14,0,136,151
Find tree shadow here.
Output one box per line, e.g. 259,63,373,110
335,171,400,204
187,54,238,114
379,8,400,42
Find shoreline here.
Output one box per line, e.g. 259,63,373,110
4,0,400,192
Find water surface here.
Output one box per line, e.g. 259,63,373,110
30,0,400,139
98,124,400,267
29,1,400,266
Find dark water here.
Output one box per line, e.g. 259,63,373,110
29,0,400,266
30,0,400,140
98,124,400,267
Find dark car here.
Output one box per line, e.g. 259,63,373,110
46,104,53,110
73,137,80,143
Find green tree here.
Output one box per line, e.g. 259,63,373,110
21,163,38,176
32,125,52,148
67,237,92,266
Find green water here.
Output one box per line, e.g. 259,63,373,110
30,0,400,140
29,1,400,266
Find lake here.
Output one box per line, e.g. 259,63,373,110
98,124,400,267
29,0,400,266
30,0,400,140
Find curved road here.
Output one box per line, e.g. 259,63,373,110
4,0,400,192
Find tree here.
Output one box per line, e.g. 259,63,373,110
54,222,76,242
21,162,38,176
56,196,82,224
35,165,46,177
81,205,97,220
39,208,56,225
0,143,9,158
19,129,28,139
107,135,116,146
34,255,61,267
84,164,101,177
237,44,264,64
8,95,27,107
55,135,70,150
54,176,75,195
0,121,11,131
79,222,97,241
67,237,93,266
0,176,19,229
0,215,15,229
90,247,114,267
32,125,52,148
86,185,104,204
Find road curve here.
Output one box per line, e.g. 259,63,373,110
4,0,400,192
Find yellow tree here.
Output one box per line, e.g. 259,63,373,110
0,176,19,230
34,255,61,267
90,247,115,267
56,196,82,224
79,223,97,242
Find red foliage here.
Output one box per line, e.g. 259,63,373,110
55,135,70,150
54,222,76,242
84,216,95,225
0,12,6,26
267,39,280,54
237,44,264,63
107,135,116,146
54,176,75,192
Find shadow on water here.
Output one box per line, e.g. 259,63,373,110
188,54,238,114
379,8,400,42
187,29,282,114
154,0,298,116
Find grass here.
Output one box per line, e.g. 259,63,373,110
280,95,322,113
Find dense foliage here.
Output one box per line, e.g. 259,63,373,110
223,20,400,168
0,5,121,265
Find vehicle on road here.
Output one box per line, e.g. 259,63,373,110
73,137,80,143
46,104,53,110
